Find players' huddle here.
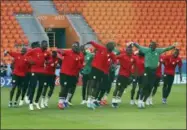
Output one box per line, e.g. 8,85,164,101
5,40,182,111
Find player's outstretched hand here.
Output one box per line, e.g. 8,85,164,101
4,50,8,56
173,42,179,47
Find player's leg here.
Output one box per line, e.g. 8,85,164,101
46,75,56,107
81,74,88,104
20,72,30,105
34,73,46,109
41,75,49,108
136,76,143,103
165,75,175,102
112,75,122,107
58,74,68,109
15,76,24,107
144,71,156,106
9,75,18,107
162,74,168,104
103,72,114,104
87,68,103,109
28,73,38,110
130,76,138,105
25,73,31,104
138,72,149,108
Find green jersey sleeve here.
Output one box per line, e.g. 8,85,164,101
156,46,175,54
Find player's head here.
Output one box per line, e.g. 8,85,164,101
173,49,179,57
31,41,40,49
149,41,157,51
52,51,57,58
21,47,27,55
80,45,85,54
106,41,115,52
41,40,48,50
72,41,80,53
126,46,133,56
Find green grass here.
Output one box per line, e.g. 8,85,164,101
1,85,186,129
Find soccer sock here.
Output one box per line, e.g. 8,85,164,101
65,93,72,102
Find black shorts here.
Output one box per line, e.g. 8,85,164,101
89,67,104,81
116,75,129,88
12,74,25,87
60,73,77,88
154,76,161,87
44,74,56,87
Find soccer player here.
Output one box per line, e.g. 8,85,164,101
5,47,28,107
67,45,84,105
162,49,182,104
131,41,177,108
112,46,135,108
25,40,50,110
19,41,40,106
85,41,116,109
130,51,145,105
57,42,83,109
146,56,163,105
80,47,94,104
40,51,59,108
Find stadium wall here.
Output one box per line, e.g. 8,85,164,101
39,15,80,48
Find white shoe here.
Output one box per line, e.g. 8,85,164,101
81,100,87,105
34,102,41,109
24,96,30,104
141,102,145,108
146,98,150,106
135,100,138,105
116,99,122,103
87,102,91,108
40,98,45,108
19,100,24,106
137,100,142,108
44,98,49,107
130,100,135,105
29,104,34,111
149,97,153,105
68,102,73,106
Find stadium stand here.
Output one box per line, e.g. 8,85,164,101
53,0,186,58
1,0,33,64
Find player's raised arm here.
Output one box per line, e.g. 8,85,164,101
156,42,177,54
131,42,149,54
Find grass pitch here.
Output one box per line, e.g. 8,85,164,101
1,85,186,129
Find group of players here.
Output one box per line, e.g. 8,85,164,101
5,40,182,110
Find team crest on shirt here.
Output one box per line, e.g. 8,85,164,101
64,82,67,86
87,57,90,60
155,53,158,56
144,73,147,76
131,58,134,62
118,82,121,86
18,57,20,59
32,73,35,76
108,58,111,62
44,53,47,56
44,82,47,85
172,62,175,65
177,60,179,63
93,76,96,79
24,59,27,61
164,74,167,77
107,54,110,57
12,80,16,83
51,63,54,67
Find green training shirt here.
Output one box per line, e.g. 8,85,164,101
81,51,94,75
134,44,175,69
